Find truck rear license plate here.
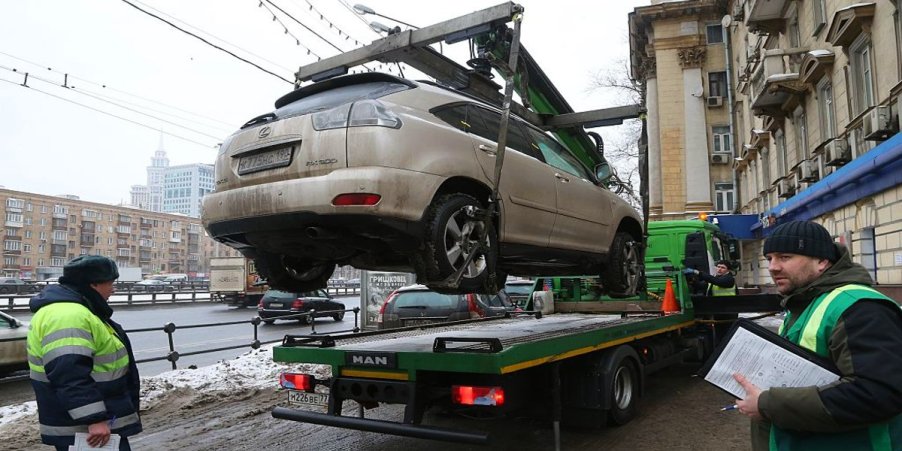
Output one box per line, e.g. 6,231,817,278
288,391,329,410
238,146,293,175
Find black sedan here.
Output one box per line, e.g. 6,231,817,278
258,289,345,324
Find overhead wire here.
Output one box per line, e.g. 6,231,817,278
0,77,217,149
0,50,235,128
119,0,294,84
0,65,225,140
294,0,366,47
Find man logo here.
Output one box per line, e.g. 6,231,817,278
346,352,396,368
258,126,272,139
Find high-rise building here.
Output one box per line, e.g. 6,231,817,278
129,136,213,218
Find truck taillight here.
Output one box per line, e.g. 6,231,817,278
466,294,483,318
451,385,504,406
280,373,314,391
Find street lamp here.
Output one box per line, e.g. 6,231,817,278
353,4,419,30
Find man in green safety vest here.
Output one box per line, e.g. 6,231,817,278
683,259,736,296
27,256,142,450
733,220,902,451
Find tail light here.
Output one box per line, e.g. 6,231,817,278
312,100,402,131
377,290,399,324
257,299,264,309
280,373,314,391
292,299,304,309
466,294,484,318
451,385,504,406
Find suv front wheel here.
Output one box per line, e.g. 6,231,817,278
420,193,499,294
601,232,642,298
255,253,335,293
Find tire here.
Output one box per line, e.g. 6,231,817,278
263,319,275,325
333,311,345,322
608,358,640,426
601,232,642,298
254,253,335,292
420,194,499,294
0,287,9,294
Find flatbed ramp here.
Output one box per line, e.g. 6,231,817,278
276,313,695,376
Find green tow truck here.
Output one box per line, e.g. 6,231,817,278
270,219,780,445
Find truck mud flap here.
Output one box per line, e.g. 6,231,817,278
271,407,490,445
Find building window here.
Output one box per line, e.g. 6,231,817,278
851,36,875,115
812,0,827,35
860,227,877,282
794,107,809,158
4,240,22,251
714,183,735,212
712,126,732,154
787,4,801,48
760,148,771,187
706,24,723,44
23,244,31,252
51,257,65,267
708,71,727,97
817,80,836,141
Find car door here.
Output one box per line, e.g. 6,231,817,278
458,105,558,247
525,128,616,253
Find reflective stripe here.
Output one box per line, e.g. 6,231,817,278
94,347,128,365
27,353,42,366
91,366,128,382
799,285,886,352
42,345,93,366
30,370,49,382
110,412,140,430
39,423,89,436
41,328,93,348
68,400,106,420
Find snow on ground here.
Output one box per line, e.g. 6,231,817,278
0,343,329,428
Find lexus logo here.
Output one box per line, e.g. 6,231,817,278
258,126,272,139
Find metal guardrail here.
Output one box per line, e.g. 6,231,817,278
0,306,363,380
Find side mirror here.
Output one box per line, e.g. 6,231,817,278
595,162,613,183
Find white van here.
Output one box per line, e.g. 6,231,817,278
163,274,188,283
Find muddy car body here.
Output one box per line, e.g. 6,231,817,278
202,73,642,296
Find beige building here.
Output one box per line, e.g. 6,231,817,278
629,0,902,295
1,188,238,280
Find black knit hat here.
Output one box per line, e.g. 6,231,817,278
62,255,119,285
763,220,837,262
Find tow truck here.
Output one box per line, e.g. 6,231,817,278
267,3,781,447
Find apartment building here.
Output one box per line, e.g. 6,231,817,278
629,0,902,292
1,188,238,280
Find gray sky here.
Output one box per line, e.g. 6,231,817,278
0,0,646,205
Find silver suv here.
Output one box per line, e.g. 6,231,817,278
202,73,642,296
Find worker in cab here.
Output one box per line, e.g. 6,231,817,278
684,259,736,296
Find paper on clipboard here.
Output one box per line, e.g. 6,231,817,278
70,433,121,451
704,326,840,398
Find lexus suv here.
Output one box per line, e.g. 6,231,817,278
202,73,642,296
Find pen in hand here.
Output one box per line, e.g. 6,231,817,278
720,404,738,411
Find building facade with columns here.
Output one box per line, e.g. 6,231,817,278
629,0,902,294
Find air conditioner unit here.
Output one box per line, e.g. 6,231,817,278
798,159,820,182
707,96,723,107
824,138,851,166
863,105,893,141
789,171,800,191
710,153,730,164
776,178,795,198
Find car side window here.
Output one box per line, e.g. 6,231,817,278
467,106,540,159
432,104,470,132
526,128,593,180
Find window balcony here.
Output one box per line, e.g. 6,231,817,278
745,0,788,34
4,220,23,228
750,52,807,117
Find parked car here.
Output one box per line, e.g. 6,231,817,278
0,311,28,374
503,279,536,309
132,279,171,292
376,284,515,330
0,277,36,294
201,72,643,297
258,289,346,325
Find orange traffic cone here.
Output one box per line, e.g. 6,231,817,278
661,278,679,315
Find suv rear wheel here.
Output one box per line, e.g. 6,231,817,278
255,253,335,293
420,194,499,294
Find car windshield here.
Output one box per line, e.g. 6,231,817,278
504,282,534,296
394,291,457,308
272,81,410,122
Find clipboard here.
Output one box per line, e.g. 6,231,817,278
698,319,840,399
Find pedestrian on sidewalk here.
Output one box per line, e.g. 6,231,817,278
27,256,142,450
733,220,902,450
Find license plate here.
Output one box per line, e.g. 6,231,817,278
404,319,435,326
288,390,329,410
238,146,293,175
268,302,283,308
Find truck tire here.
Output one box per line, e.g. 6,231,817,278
608,357,640,426
255,253,334,293
601,232,641,298
420,193,499,294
